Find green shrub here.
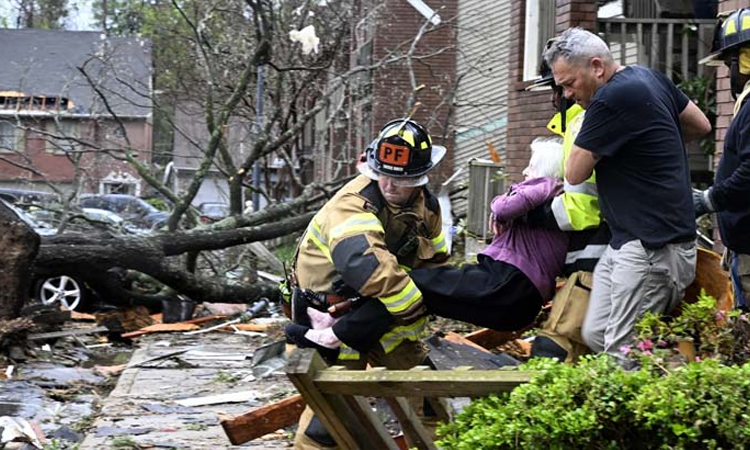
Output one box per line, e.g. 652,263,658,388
436,292,750,449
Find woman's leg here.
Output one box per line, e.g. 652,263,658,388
409,258,543,331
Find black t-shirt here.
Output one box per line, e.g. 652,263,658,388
574,66,695,249
714,94,750,253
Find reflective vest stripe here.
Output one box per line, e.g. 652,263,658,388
338,345,359,360
551,196,575,231
338,317,429,360
379,279,422,314
380,317,429,353
565,244,608,265
563,180,598,196
330,213,384,241
306,220,332,262
432,232,448,254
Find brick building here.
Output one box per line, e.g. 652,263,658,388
0,29,152,195
505,0,718,182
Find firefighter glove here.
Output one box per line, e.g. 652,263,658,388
693,189,715,218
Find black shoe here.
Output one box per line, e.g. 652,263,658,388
284,323,340,364
304,414,336,447
530,335,568,361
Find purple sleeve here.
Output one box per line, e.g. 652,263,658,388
491,177,563,222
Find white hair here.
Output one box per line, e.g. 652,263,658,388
528,137,564,179
544,27,613,68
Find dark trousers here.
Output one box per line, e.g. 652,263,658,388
333,256,543,353
412,256,543,331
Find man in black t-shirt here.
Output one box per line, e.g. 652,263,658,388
543,28,712,365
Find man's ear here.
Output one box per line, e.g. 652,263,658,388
590,57,605,78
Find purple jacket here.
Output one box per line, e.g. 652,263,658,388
480,177,568,300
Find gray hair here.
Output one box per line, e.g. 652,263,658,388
544,27,613,68
528,137,564,179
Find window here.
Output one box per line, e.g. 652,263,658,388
46,120,80,154
523,0,557,81
0,121,25,153
103,182,136,195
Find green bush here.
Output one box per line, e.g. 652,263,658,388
437,357,750,449
436,292,750,449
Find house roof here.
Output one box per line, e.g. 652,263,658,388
0,28,152,117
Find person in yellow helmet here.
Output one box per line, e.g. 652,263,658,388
696,8,750,309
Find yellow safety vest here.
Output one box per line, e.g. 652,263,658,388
547,106,602,231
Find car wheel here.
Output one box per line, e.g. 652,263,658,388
34,275,87,311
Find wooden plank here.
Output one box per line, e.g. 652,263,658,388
444,332,491,353
462,328,517,350
287,349,394,449
620,22,627,65
28,326,109,341
343,395,399,450
121,315,227,339
314,368,533,398
682,24,689,80
221,394,306,445
666,23,674,77
384,397,436,450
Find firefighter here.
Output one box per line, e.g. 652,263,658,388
286,118,448,449
523,52,612,362
695,8,750,309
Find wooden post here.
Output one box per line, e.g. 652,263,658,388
286,348,397,450
384,397,437,450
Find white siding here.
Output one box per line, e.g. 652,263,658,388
452,0,512,219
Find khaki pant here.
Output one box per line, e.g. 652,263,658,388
537,271,594,363
582,241,696,364
293,339,428,449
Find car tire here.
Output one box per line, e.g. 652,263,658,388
33,275,88,311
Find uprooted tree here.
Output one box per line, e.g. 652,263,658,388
0,0,471,321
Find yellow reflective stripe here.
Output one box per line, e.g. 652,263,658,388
744,15,750,31
381,317,429,354
725,18,737,35
431,232,448,254
329,213,384,241
420,141,428,149
307,220,332,262
380,279,422,314
399,264,412,272
338,345,359,360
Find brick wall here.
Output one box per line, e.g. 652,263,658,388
504,0,597,182
0,118,150,193
371,0,457,183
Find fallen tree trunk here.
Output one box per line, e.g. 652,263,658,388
31,213,314,306
0,201,40,319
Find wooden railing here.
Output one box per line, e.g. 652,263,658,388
287,348,532,450
598,18,715,82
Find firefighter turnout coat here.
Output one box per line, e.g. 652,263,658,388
294,174,449,360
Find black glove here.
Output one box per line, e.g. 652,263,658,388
693,189,714,218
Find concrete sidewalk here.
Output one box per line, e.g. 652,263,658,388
80,329,296,449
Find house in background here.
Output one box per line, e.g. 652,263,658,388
505,0,718,184
0,28,152,196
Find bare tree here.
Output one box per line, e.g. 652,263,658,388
0,0,461,320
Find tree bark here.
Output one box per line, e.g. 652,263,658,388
0,202,40,319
